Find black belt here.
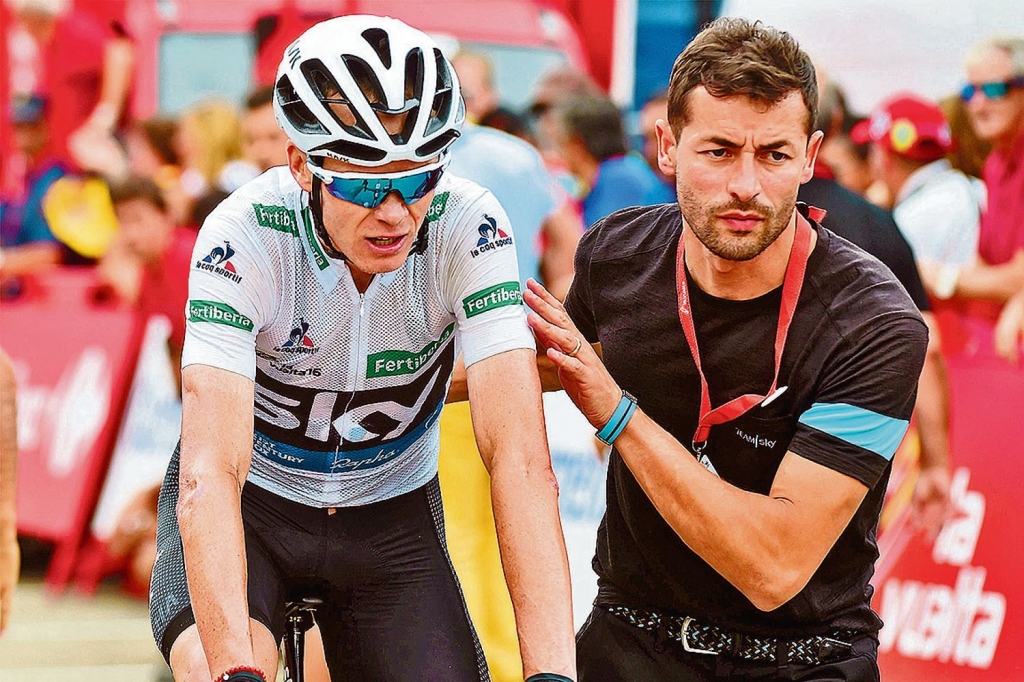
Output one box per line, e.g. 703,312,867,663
607,606,857,666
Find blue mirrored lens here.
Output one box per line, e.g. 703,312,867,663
322,168,444,208
961,81,1010,101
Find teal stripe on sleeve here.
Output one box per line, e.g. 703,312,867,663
798,402,909,460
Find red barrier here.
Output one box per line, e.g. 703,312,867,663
0,269,143,590
875,319,1024,680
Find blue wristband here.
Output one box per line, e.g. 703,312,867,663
525,675,575,682
596,391,637,445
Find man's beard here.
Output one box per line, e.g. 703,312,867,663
678,185,796,262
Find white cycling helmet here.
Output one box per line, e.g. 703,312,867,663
273,14,465,167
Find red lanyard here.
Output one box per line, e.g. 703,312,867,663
675,208,823,453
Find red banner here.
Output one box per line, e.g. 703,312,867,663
0,269,142,588
875,321,1024,680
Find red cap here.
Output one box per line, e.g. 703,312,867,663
850,94,954,161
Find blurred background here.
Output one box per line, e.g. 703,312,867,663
1,1,1023,681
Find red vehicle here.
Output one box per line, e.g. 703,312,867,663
122,0,590,118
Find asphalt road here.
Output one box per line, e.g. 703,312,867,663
0,575,169,682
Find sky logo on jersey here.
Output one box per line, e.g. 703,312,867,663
188,300,254,331
367,323,455,378
275,318,318,354
253,203,299,236
195,241,242,282
462,281,522,318
425,191,450,223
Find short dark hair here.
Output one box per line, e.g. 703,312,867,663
667,17,818,136
558,95,627,162
245,84,276,111
109,175,166,213
137,117,179,166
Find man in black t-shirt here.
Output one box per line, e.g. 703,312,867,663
524,18,927,681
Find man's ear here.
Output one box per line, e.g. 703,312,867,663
287,142,313,192
801,130,825,183
656,119,677,176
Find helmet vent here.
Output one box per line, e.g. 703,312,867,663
425,48,454,136
361,28,392,69
416,129,460,158
276,74,328,135
303,58,374,141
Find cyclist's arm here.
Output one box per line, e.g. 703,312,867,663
445,342,601,403
178,364,258,677
466,347,576,679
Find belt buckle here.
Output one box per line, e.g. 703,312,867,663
680,616,718,656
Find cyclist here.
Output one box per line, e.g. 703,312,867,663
148,15,576,682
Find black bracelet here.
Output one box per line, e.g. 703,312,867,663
525,675,575,682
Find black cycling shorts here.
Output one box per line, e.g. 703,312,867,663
150,444,489,681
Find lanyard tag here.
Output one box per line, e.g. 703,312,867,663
697,452,719,477
761,385,788,407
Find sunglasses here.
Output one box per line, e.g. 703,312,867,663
959,75,1024,102
308,157,447,208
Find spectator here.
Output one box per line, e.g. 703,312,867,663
451,51,530,140
241,85,289,173
938,93,992,180
811,81,890,208
174,99,257,214
637,89,674,190
852,93,982,275
0,94,65,277
99,175,197,374
4,0,133,173
553,94,674,227
0,347,18,637
800,84,952,539
924,35,1024,314
125,116,180,186
528,66,602,161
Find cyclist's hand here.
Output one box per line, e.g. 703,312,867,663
525,278,621,429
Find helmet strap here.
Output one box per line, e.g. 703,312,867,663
309,175,348,261
411,214,430,255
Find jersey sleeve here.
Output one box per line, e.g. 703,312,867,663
181,210,276,380
438,189,535,367
788,313,928,489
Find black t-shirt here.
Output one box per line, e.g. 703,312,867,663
564,203,928,637
800,176,930,311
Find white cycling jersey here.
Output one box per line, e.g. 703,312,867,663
181,167,534,507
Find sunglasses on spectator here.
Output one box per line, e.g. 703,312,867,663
307,156,448,208
959,75,1024,102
